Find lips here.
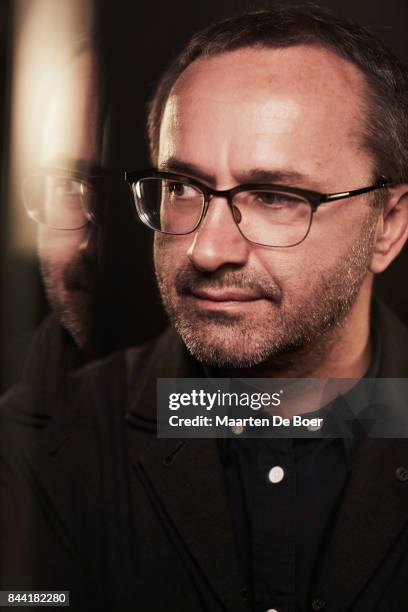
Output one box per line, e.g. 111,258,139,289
189,288,263,302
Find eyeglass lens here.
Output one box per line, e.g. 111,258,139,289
23,173,94,230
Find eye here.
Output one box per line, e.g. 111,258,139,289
53,177,83,195
166,180,198,199
252,191,302,207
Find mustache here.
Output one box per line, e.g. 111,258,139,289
174,266,282,302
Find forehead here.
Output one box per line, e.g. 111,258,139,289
158,45,372,185
41,51,100,166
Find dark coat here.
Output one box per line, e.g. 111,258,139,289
1,302,408,612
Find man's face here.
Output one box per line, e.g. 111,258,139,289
38,52,101,351
154,45,380,369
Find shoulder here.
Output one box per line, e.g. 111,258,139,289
70,326,180,391
64,327,183,419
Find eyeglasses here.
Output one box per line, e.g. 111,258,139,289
22,167,104,230
125,169,391,248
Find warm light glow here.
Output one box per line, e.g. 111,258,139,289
9,0,93,255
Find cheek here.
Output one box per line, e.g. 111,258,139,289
252,220,358,292
37,228,86,266
265,205,374,293
253,248,315,296
154,234,191,283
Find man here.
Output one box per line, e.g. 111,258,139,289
2,5,408,612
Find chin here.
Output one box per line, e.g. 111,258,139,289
52,290,96,354
173,316,279,369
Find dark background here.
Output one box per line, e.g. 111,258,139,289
1,0,408,389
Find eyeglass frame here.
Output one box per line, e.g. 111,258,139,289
125,169,392,248
22,165,108,230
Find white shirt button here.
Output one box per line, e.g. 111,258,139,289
307,422,322,432
268,466,285,484
231,424,245,435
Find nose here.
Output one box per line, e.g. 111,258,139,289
187,196,250,272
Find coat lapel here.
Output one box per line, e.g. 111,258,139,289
315,437,408,609
28,420,101,569
125,329,250,611
134,436,250,611
315,303,408,608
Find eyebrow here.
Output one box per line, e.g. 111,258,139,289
41,154,104,176
159,158,215,184
159,157,318,188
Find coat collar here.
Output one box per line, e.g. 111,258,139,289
374,299,408,377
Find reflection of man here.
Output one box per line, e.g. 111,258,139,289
2,6,408,611
35,44,101,353
15,45,104,391
28,45,103,349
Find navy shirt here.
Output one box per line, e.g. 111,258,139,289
217,336,380,612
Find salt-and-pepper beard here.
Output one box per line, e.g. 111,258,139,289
154,207,379,371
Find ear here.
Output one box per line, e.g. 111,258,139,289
369,185,408,274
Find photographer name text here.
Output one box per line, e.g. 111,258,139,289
168,414,323,429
